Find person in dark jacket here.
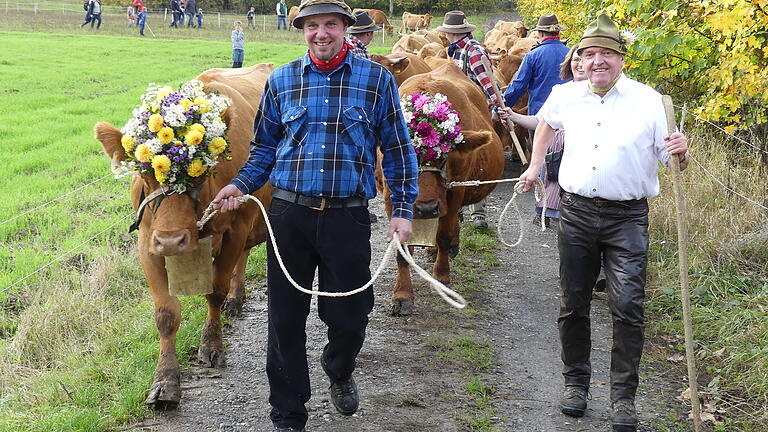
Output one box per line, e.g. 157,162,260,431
185,0,197,27
80,0,94,27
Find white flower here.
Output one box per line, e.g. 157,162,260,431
403,111,414,123
620,29,637,46
454,133,464,144
163,104,187,127
145,138,162,154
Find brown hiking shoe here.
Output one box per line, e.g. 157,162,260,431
559,385,588,417
611,399,638,431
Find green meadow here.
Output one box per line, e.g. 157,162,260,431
0,31,305,431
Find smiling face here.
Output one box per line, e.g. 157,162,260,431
571,52,587,82
303,13,348,61
580,46,624,87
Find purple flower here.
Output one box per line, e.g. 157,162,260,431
439,141,452,153
415,121,434,137
411,93,429,110
431,103,450,122
423,147,439,162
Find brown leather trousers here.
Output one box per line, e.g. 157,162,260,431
557,191,649,402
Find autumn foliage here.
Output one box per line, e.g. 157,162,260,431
516,0,768,132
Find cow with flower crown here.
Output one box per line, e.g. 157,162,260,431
92,64,275,408
377,62,505,315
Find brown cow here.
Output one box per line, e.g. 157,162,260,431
417,42,445,59
412,28,447,46
287,5,300,29
93,63,275,408
353,8,393,35
483,28,520,54
491,51,525,87
400,12,432,33
424,56,452,69
370,52,431,86
377,63,504,315
493,19,527,38
391,33,431,54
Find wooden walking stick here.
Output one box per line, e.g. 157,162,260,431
480,56,528,165
662,95,702,432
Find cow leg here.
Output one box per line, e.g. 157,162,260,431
222,250,249,317
392,246,415,316
142,254,183,408
199,233,246,368
433,218,459,284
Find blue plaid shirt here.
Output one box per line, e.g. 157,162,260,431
232,52,418,219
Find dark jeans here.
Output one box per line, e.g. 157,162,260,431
277,15,287,29
137,12,146,35
266,197,374,429
186,12,195,26
90,13,101,28
557,192,648,402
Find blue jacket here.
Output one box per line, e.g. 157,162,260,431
504,39,570,115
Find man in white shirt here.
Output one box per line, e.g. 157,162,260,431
518,14,689,432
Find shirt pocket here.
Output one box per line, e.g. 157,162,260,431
341,106,372,147
281,105,307,146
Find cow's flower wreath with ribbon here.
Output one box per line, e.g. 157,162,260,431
115,80,232,193
400,92,463,166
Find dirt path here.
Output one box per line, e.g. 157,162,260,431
134,159,686,432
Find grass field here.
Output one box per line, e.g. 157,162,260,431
1,5,767,430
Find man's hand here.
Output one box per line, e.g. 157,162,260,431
517,164,540,193
212,184,244,213
387,217,412,243
664,132,690,170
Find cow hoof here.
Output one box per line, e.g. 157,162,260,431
391,299,414,316
145,379,181,409
198,346,226,368
448,245,459,258
222,297,243,317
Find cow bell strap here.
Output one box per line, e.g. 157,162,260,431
419,165,449,182
128,186,170,233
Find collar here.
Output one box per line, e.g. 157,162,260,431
581,73,627,97
448,34,473,57
302,47,354,73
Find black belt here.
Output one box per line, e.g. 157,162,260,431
563,191,647,208
272,188,368,211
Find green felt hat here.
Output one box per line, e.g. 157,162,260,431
578,13,626,55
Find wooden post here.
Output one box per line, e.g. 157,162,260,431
163,8,167,22
661,95,703,432
263,15,266,32
217,12,220,28
479,56,528,165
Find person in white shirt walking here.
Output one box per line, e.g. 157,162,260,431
518,14,689,432
276,0,288,29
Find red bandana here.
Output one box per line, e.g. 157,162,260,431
309,42,351,71
540,34,561,42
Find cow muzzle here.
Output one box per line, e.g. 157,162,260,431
414,201,440,219
151,229,195,256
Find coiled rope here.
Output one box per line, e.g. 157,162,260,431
446,177,546,247
197,195,467,309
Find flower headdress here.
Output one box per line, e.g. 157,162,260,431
116,80,232,193
400,92,463,166
619,29,637,51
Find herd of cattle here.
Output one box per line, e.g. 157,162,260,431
93,13,534,408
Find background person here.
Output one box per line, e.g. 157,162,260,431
212,1,417,430
436,10,498,228
518,14,689,432
196,8,203,28
346,10,380,59
247,7,256,29
185,0,197,27
88,0,102,29
231,21,245,68
133,0,147,36
504,13,570,222
276,0,287,29
79,0,94,28
127,6,135,26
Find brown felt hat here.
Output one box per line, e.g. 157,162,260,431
347,10,381,33
435,10,475,34
292,0,355,29
532,13,566,32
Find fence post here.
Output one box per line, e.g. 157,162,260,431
217,12,220,28
164,8,167,22
62,5,65,15
263,15,266,32
34,3,37,14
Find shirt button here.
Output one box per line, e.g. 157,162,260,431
594,145,598,148
592,167,596,170
320,169,324,173
324,99,329,103
592,188,597,192
290,116,295,119
597,122,601,126
323,122,327,126
601,100,604,104
327,77,331,81
358,115,362,119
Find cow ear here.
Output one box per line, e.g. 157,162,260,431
93,121,127,163
454,130,493,154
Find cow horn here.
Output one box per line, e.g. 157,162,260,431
489,55,501,60
389,57,407,64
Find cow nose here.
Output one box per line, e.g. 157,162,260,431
414,201,440,219
151,230,193,256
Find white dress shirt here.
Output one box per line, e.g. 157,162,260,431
538,74,671,200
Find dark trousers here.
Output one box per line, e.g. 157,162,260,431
266,198,374,429
557,192,648,402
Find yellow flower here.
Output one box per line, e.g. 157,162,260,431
185,130,204,146
148,114,164,133
121,135,136,153
134,143,154,163
156,86,173,102
172,140,184,146
208,137,227,156
194,97,209,113
179,98,193,111
151,155,172,173
187,159,206,177
155,170,168,184
158,127,175,144
189,123,206,136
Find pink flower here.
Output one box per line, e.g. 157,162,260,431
415,121,434,137
431,103,450,122
423,147,439,161
411,93,429,110
422,129,440,148
439,141,452,153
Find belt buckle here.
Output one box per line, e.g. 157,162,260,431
310,197,327,211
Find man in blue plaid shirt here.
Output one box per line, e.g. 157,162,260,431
213,1,417,431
